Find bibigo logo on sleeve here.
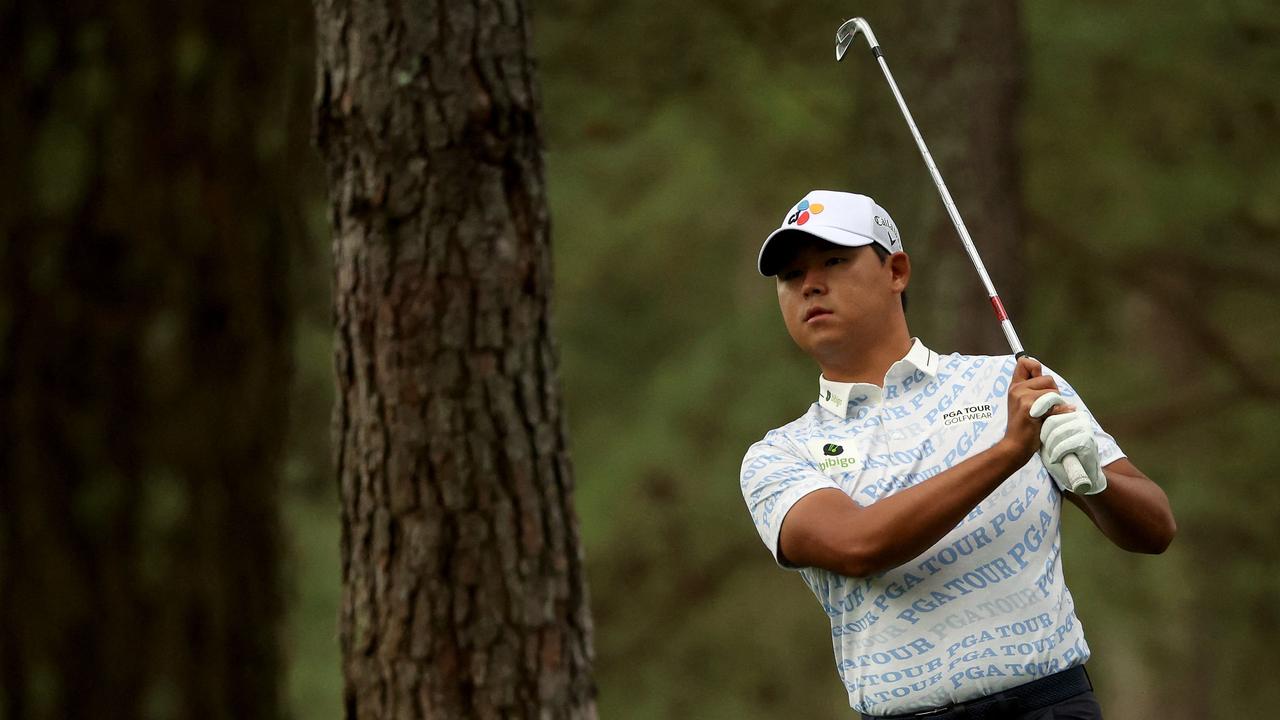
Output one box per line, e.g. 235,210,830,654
809,440,859,475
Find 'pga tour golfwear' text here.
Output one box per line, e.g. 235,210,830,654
739,340,1123,716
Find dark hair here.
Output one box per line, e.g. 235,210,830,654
870,245,908,312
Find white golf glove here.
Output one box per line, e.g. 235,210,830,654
1029,393,1107,495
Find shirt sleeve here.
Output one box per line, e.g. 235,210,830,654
740,433,842,569
1041,365,1126,467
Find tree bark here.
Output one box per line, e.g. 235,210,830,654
848,1,1027,355
0,2,302,718
311,1,597,717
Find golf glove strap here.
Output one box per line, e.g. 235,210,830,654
1029,394,1107,495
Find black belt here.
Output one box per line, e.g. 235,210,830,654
860,665,1092,720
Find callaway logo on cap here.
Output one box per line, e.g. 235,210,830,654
758,190,902,276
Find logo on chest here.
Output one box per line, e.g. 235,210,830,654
942,403,995,426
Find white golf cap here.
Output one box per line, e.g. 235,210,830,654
758,190,903,276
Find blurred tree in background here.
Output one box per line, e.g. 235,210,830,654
312,0,597,716
0,0,313,717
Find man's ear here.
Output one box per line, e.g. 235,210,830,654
888,251,911,292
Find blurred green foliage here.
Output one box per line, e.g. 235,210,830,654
279,1,1280,718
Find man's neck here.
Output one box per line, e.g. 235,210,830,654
818,330,914,386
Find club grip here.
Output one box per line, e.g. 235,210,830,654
1062,453,1093,494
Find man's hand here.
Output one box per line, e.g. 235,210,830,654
1000,357,1071,466
1039,411,1107,494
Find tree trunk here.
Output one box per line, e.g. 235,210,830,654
311,1,597,717
0,2,302,718
848,1,1027,355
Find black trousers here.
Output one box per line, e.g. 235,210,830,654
860,666,1102,720
1013,691,1102,719
862,690,1101,720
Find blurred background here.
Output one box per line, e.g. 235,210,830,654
3,0,1279,718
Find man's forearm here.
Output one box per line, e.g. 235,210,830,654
838,439,1028,577
1065,458,1176,554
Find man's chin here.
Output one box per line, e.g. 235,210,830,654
800,332,858,363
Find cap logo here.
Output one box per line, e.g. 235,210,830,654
874,215,900,246
822,443,844,456
787,199,826,226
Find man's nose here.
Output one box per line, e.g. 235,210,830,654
802,269,826,298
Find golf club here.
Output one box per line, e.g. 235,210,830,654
835,17,1094,494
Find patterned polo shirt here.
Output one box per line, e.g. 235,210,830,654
740,339,1124,715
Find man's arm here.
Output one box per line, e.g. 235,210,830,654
779,443,1026,577
1063,458,1176,554
778,357,1058,578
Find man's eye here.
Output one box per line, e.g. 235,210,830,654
781,269,803,281
825,256,846,267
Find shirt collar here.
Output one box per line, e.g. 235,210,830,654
816,338,940,418
902,337,940,378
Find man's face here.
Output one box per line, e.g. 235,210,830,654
774,239,905,361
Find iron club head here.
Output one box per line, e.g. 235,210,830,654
836,17,879,61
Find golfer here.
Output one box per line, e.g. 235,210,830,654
740,190,1176,719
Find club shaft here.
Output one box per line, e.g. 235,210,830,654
844,25,1093,493
870,54,1025,356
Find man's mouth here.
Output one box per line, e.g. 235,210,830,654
804,307,833,322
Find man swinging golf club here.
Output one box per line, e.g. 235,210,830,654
740,190,1177,719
